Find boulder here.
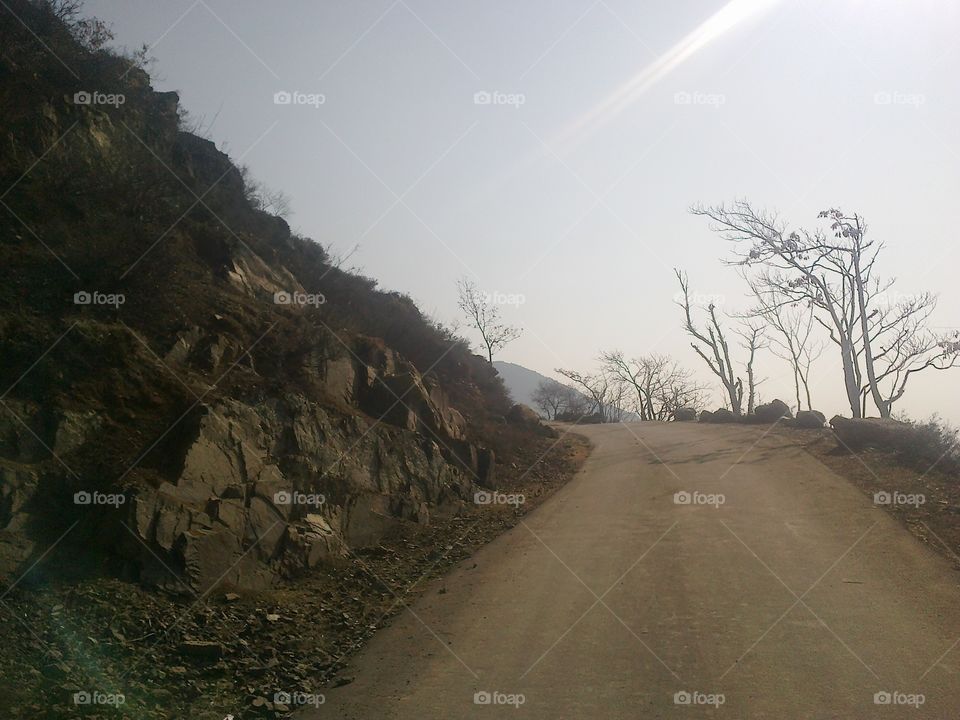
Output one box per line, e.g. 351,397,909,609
704,408,736,424
796,410,827,429
754,399,793,423
507,404,541,427
673,408,697,422
830,416,909,449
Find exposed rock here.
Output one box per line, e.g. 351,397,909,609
754,399,793,423
796,410,827,429
52,409,103,456
703,408,736,423
673,408,697,422
830,416,909,449
507,404,541,427
123,392,479,591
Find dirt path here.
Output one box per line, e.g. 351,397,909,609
305,422,960,719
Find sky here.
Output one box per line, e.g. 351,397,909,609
86,0,960,424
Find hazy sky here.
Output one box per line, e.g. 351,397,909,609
86,0,960,423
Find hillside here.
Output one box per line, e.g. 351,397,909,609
493,360,561,409
0,5,590,717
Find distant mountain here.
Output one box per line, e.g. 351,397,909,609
493,361,560,409
494,360,640,421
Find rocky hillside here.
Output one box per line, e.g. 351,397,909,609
0,0,527,595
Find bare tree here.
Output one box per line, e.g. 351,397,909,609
555,368,610,422
531,379,565,419
746,280,824,411
737,320,767,415
456,278,522,363
605,381,631,422
675,269,746,415
693,201,959,417
600,351,708,420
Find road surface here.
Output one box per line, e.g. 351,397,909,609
306,422,960,718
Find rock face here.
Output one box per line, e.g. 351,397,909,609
673,408,697,422
1,329,493,593
754,399,793,423
125,345,491,592
796,410,827,429
830,416,909,449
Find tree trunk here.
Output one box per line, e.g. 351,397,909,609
852,243,889,417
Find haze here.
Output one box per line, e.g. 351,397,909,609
87,0,960,423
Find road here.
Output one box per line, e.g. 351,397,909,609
306,422,960,719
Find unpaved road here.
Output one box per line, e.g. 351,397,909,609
305,422,960,718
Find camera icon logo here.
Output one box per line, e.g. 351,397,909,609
473,691,492,705
473,491,492,505
874,91,892,105
674,91,692,105
673,690,692,705
873,491,892,505
273,490,292,505
74,490,92,505
74,291,92,305
73,691,91,704
273,692,292,705
73,91,92,105
473,91,492,105
274,91,292,105
274,291,292,305
874,691,892,705
673,491,691,505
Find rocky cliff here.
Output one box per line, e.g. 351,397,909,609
0,0,509,593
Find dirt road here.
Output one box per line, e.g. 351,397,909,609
306,422,960,718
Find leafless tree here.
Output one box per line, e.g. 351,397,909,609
456,278,522,363
555,368,610,421
605,381,631,422
693,201,959,417
675,269,747,415
531,379,565,419
600,351,708,420
736,320,767,415
746,279,824,411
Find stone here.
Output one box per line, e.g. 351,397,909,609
796,410,827,429
830,416,909,449
754,399,793,423
674,408,697,422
